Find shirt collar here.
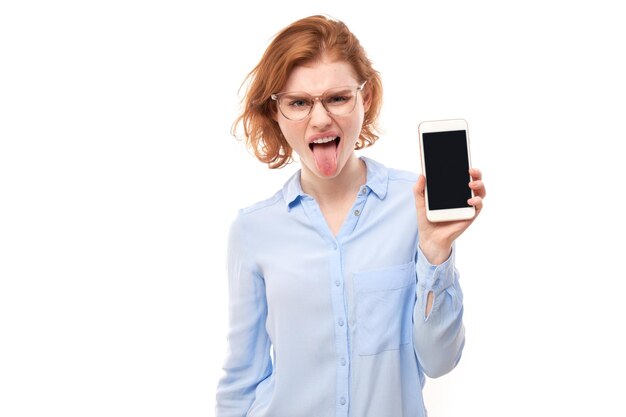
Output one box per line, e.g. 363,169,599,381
282,170,304,210
281,156,389,210
360,156,388,200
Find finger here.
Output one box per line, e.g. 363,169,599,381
467,196,483,213
468,179,483,190
468,180,487,198
469,167,482,181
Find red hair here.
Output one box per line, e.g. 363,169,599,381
232,15,383,169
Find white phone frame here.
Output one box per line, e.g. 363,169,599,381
418,118,475,222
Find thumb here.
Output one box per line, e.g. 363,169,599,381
413,174,426,202
413,175,426,209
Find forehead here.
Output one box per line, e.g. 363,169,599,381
282,59,358,94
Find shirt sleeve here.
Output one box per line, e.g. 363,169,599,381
412,244,465,378
215,214,272,417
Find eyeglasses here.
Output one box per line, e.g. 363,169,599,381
271,81,367,121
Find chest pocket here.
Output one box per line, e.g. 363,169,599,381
354,261,416,356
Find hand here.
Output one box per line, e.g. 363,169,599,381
413,168,486,265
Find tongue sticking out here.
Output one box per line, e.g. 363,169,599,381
311,139,339,176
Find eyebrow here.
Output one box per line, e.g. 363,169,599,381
283,87,354,96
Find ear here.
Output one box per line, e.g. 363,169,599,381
270,101,280,122
362,88,372,113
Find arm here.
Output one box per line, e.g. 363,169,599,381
216,215,272,417
412,245,465,378
411,168,485,377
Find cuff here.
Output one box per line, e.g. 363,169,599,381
416,243,456,297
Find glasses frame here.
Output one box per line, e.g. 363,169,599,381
270,81,367,121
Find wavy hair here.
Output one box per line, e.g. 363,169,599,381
232,15,383,169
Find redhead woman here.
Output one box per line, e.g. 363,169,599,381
216,15,486,417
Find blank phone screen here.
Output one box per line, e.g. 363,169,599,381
422,130,472,210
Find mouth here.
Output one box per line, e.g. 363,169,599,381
308,136,341,151
308,135,341,176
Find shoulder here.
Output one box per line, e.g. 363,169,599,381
239,190,284,216
387,166,418,184
229,170,300,243
363,156,417,189
237,169,299,218
385,166,417,204
228,191,285,238
227,190,284,246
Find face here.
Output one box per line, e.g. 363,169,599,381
273,57,370,179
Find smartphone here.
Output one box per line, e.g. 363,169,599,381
418,118,475,222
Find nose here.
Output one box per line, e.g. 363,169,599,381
309,98,332,127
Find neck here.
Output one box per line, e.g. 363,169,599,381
301,155,366,204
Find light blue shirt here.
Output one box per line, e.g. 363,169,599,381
216,157,465,417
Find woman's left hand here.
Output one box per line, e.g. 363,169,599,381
413,168,486,265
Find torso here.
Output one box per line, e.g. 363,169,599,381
318,195,359,236
303,156,367,236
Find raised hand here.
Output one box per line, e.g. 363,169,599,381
413,168,486,265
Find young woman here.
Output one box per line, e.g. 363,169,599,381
216,14,486,417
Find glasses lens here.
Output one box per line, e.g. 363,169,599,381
278,93,313,121
323,87,357,116
276,86,361,121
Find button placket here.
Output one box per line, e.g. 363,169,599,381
329,240,349,416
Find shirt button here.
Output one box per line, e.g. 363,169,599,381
361,188,367,195
340,358,346,366
354,209,360,216
338,318,344,326
340,397,346,405
335,280,340,287
332,242,338,250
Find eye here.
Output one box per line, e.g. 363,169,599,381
326,94,352,105
287,98,312,108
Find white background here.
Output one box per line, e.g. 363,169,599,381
1,1,625,416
